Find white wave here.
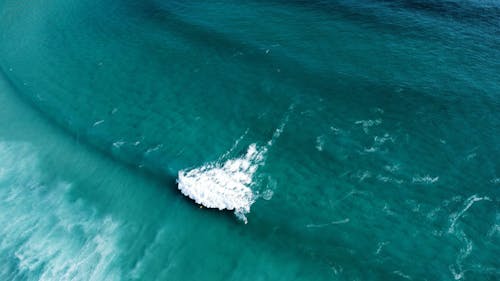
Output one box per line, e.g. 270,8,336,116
177,105,294,223
177,144,265,224
0,142,121,281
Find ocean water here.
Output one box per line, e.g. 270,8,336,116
0,0,499,280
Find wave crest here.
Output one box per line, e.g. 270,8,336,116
177,144,265,223
177,104,294,223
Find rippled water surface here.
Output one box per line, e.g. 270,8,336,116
0,0,499,280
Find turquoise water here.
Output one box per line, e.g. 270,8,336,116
0,0,499,280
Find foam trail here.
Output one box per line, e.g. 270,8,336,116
448,194,491,233
177,105,294,223
218,128,249,161
306,218,350,228
267,103,294,147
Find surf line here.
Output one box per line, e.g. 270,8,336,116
177,105,295,224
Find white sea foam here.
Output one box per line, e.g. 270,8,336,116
376,174,403,184
261,189,274,200
0,142,121,281
448,194,491,233
449,228,473,280
446,195,494,280
354,119,382,133
374,133,394,145
412,175,439,184
384,163,400,173
93,119,104,126
315,135,325,151
392,270,411,280
177,105,294,223
330,126,341,134
353,170,372,182
178,144,265,223
112,140,125,149
375,241,390,255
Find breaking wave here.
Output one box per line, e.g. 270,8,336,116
177,105,293,223
177,144,265,223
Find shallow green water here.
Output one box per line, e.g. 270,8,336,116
0,0,499,280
